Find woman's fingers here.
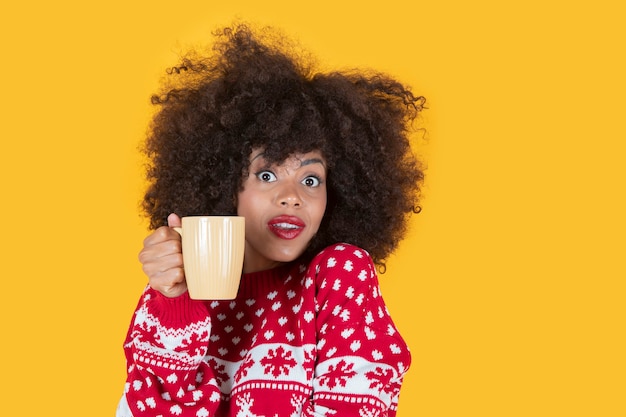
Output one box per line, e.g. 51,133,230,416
139,223,187,297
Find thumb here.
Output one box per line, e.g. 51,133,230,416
167,213,182,228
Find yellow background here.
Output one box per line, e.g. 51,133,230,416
1,1,624,415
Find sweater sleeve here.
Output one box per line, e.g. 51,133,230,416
119,286,221,417
306,244,412,417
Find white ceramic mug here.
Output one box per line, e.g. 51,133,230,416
174,216,245,300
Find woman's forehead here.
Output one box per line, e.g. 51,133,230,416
249,148,326,167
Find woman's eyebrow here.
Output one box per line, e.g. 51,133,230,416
250,152,266,162
300,158,325,167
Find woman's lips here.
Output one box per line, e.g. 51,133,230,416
268,215,305,240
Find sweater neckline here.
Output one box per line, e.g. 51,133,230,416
237,263,299,298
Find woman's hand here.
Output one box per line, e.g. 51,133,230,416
138,213,187,298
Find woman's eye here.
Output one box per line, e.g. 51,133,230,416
256,171,277,182
302,176,321,187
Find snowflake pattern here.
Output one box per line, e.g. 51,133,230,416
260,345,298,377
318,359,357,389
365,366,395,396
234,356,255,383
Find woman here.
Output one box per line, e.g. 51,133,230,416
118,22,425,417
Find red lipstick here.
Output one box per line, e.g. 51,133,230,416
268,215,305,240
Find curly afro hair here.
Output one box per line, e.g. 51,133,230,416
142,23,426,266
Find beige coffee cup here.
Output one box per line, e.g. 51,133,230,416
174,216,245,300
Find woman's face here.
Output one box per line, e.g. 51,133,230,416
237,149,327,273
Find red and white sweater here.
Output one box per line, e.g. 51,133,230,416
117,243,411,417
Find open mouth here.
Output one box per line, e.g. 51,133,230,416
268,216,305,240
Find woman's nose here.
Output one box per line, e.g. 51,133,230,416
277,183,302,207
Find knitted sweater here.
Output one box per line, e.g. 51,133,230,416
118,243,411,417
